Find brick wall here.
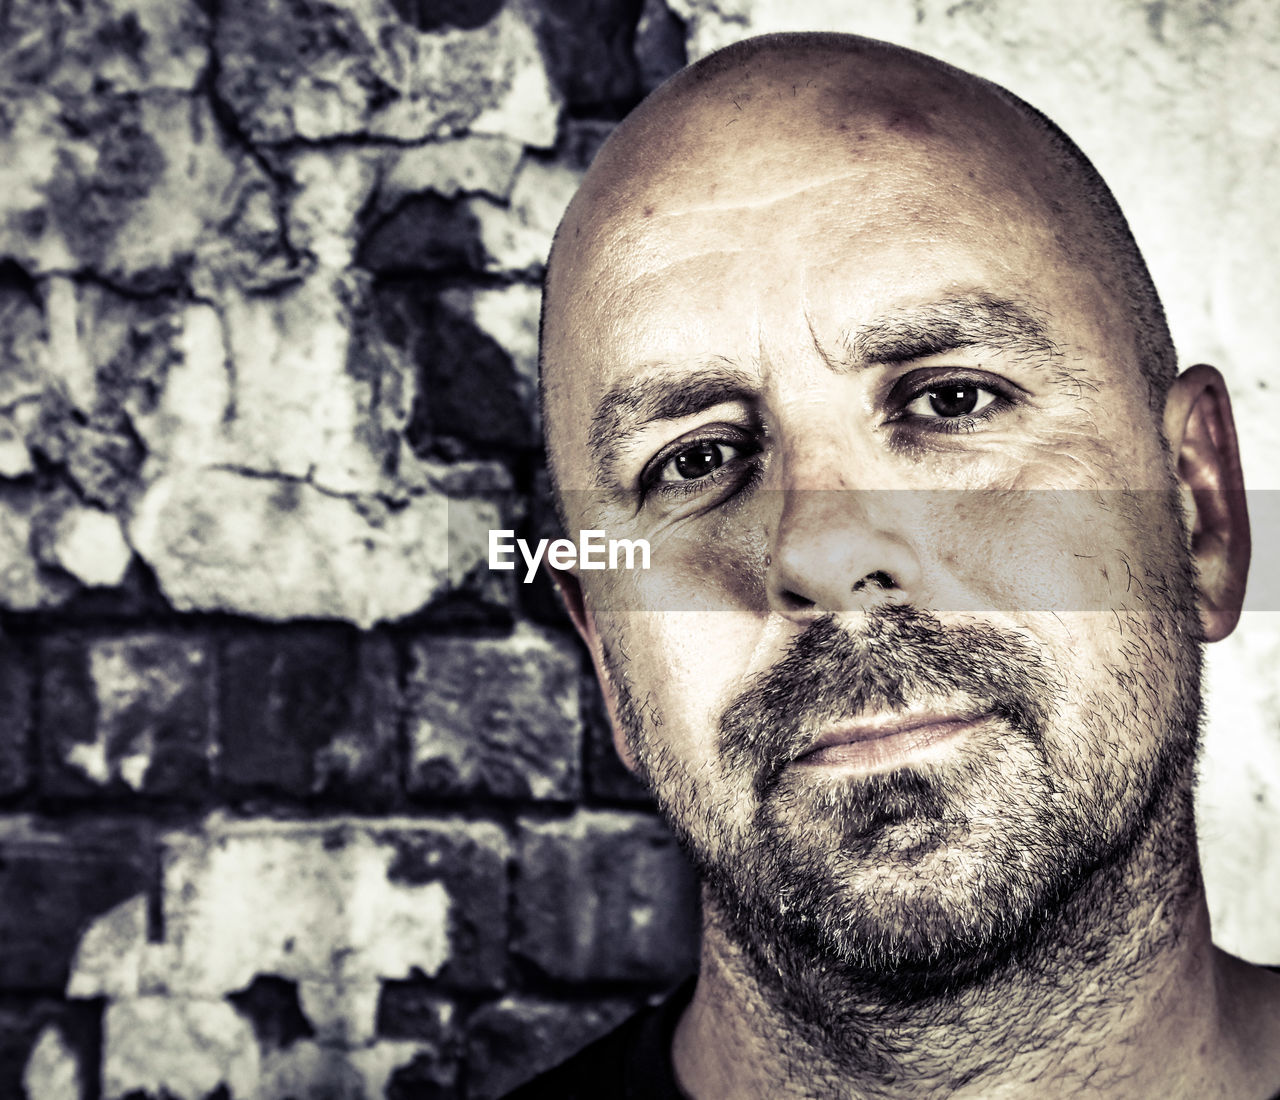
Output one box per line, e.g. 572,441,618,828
3,0,1280,1097
1,0,698,1096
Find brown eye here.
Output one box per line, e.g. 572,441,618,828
905,383,997,419
660,442,734,482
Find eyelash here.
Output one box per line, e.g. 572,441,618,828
641,431,762,500
888,372,1018,435
637,372,1018,503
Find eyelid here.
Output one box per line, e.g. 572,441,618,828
886,367,1023,415
639,424,762,499
892,365,1024,397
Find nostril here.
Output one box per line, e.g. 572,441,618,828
852,570,895,593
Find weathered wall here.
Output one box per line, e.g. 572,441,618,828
2,0,1278,1097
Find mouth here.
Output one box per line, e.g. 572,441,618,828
792,709,988,773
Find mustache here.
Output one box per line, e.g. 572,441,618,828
718,606,1059,797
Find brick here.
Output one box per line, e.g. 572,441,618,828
1,998,97,1100
160,819,508,996
380,824,509,990
466,996,640,1100
470,160,582,274
0,634,32,798
0,817,152,992
102,996,259,1100
21,1021,80,1100
226,974,315,1052
40,631,214,798
66,894,147,1000
634,0,688,93
375,981,454,1042
382,283,540,450
218,627,398,804
213,0,558,146
0,269,46,409
2,91,274,290
0,0,209,94
44,503,133,587
514,811,699,983
406,624,581,801
298,980,381,1047
258,1037,457,1100
377,135,524,207
131,464,499,628
532,0,647,114
359,193,487,276
0,485,79,612
382,1044,459,1100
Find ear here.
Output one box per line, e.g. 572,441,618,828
550,567,643,775
1162,364,1250,642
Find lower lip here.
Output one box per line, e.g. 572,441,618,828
794,716,981,773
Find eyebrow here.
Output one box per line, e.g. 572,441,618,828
586,294,1060,479
588,361,758,478
833,294,1058,370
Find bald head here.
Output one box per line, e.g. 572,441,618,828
540,33,1175,503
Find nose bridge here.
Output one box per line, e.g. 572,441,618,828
766,432,926,620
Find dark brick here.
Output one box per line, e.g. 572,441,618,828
634,0,686,93
385,1049,458,1100
226,974,315,1050
0,818,152,991
533,0,645,115
376,285,538,452
40,632,214,799
0,635,32,799
557,118,617,172
381,824,508,990
465,996,640,1099
388,0,503,32
217,627,399,805
405,625,580,801
375,979,453,1041
514,811,699,983
358,194,486,276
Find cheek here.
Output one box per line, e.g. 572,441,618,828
919,482,1185,617
595,608,769,770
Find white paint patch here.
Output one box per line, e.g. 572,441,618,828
67,893,148,1000
22,1025,80,1100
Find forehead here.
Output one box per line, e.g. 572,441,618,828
542,53,1128,477
566,131,1066,333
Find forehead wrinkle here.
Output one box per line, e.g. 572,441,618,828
648,168,868,220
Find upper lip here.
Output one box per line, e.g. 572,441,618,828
797,709,984,758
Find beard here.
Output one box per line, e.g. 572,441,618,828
602,569,1205,1028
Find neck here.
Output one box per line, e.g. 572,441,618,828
672,812,1261,1099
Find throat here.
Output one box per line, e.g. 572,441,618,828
679,807,1210,1099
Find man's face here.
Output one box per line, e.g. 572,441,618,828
545,77,1204,997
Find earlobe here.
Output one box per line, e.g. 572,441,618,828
550,567,644,775
1162,364,1251,642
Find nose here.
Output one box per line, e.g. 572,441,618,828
766,488,925,621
